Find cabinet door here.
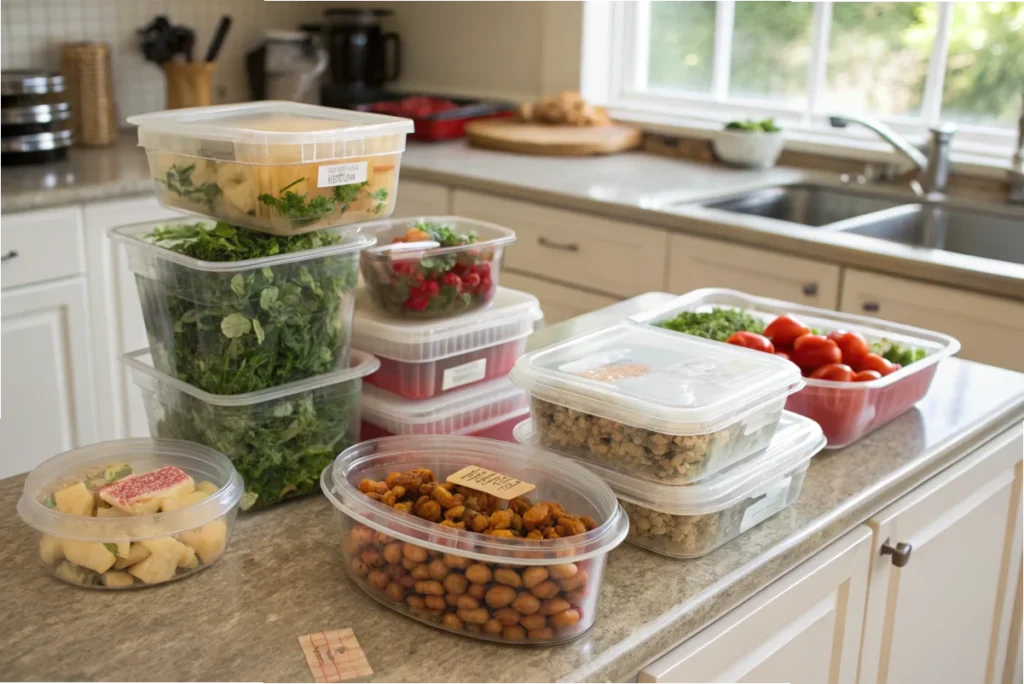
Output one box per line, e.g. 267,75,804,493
84,197,181,440
502,271,618,325
859,427,1023,684
392,179,449,217
639,527,872,684
1,278,97,477
668,233,842,308
840,268,1024,371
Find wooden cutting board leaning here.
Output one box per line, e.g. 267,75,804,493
465,118,642,156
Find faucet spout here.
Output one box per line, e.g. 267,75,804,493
828,114,929,171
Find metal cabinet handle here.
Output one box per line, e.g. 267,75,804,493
802,282,818,297
1,249,18,263
880,538,913,567
537,237,579,252
863,301,880,313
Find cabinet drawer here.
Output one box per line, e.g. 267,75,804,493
1,206,85,289
502,271,618,324
393,179,449,218
452,189,669,297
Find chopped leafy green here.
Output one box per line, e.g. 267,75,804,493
159,163,221,209
103,543,119,556
44,494,57,509
105,464,133,482
725,118,780,133
872,339,928,366
257,179,388,227
655,308,766,341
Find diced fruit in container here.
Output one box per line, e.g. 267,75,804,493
113,543,151,569
96,506,131,518
54,482,95,517
128,550,178,584
62,540,117,574
56,561,98,586
178,520,228,564
160,490,209,512
196,481,219,495
101,571,135,588
108,540,130,559
99,465,194,513
141,536,195,568
39,534,64,565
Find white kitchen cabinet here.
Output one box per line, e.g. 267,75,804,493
639,527,872,684
501,271,618,324
667,232,842,308
452,189,669,298
840,268,1024,372
858,426,1023,684
392,179,449,217
1,278,98,477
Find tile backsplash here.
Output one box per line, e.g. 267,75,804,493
1,0,332,121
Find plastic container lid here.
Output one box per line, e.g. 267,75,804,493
352,287,542,362
17,438,244,542
515,411,825,515
361,376,527,435
510,322,804,435
128,101,414,164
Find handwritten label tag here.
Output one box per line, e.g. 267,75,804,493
441,358,487,391
447,465,536,500
317,162,368,188
298,629,372,683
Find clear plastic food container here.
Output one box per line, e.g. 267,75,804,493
111,218,374,396
632,289,961,448
16,438,244,589
353,287,541,399
321,435,628,643
361,376,529,442
358,216,516,318
509,323,804,485
123,348,380,511
515,412,825,558
128,101,414,235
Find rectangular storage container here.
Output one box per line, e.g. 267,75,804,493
361,376,528,442
128,101,413,235
353,287,541,399
632,288,960,448
509,322,804,485
358,216,516,318
514,412,825,558
122,348,379,511
111,218,373,396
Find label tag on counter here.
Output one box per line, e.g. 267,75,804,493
441,358,487,391
298,628,372,683
317,161,368,188
447,465,536,500
740,475,792,533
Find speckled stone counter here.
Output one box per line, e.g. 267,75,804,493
2,356,1022,682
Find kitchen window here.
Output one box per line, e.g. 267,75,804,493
582,1,1023,161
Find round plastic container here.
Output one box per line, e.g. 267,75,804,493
16,438,244,589
361,376,529,442
358,216,516,318
515,412,825,558
509,322,804,486
128,101,414,235
122,348,380,511
110,218,374,396
353,287,541,399
321,435,628,644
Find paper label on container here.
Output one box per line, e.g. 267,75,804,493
441,358,487,391
447,465,536,500
298,629,372,683
740,476,792,533
317,162,368,188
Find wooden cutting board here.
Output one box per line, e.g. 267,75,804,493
465,119,642,156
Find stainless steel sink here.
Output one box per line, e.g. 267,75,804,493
701,184,907,227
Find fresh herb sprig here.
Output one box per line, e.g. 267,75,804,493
160,163,221,209
872,339,928,366
258,178,390,226
655,308,766,341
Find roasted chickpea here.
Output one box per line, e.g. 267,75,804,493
360,548,384,568
467,583,486,599
358,479,376,494
559,570,588,591
385,582,405,603
483,619,504,635
549,562,578,579
382,541,403,565
445,505,466,521
465,564,493,584
415,580,445,596
406,595,427,610
456,594,480,611
417,499,442,522
580,515,599,530
519,613,547,630
424,595,446,610
457,608,489,625
443,573,469,595
528,627,554,641
529,580,560,599
432,486,455,508
503,625,527,641
393,501,413,513
399,574,417,590
367,569,389,590
402,543,428,563
384,472,402,489
485,585,517,608
522,567,549,589
350,525,374,545
550,608,581,628
566,587,587,605
411,564,431,580
351,558,370,577
493,607,522,626
490,509,515,530
512,592,541,615
428,558,449,580
444,553,469,569
373,481,388,495
493,568,523,587
381,490,397,506
365,492,382,501
522,503,550,529
391,485,406,500
389,565,407,581
373,530,393,545
441,613,463,631
540,598,572,615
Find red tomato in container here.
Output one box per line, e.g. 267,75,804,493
763,315,810,347
789,334,842,371
775,350,791,361
826,330,870,367
726,331,775,354
809,363,855,382
856,353,898,376
853,370,882,382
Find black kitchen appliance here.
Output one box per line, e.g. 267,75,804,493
1,71,73,165
322,8,399,89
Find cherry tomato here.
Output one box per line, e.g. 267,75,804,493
809,363,855,382
763,315,811,347
853,370,882,382
464,272,482,291
774,350,790,361
856,353,898,376
441,272,463,293
405,294,429,311
790,334,842,370
726,331,775,354
826,330,870,366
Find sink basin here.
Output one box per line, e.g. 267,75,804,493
700,184,907,227
837,204,1024,265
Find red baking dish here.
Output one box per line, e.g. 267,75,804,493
357,94,516,141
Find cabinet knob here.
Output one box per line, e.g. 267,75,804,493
802,282,818,297
537,236,579,252
0,249,18,263
862,301,880,313
880,538,913,567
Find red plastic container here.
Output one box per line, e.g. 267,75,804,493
357,95,517,141
632,289,960,448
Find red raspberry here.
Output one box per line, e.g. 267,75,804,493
442,272,463,293
405,294,429,311
472,261,491,277
422,280,440,297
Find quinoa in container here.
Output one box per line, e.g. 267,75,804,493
509,323,804,485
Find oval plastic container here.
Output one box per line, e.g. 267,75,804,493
515,412,825,558
128,101,414,235
358,216,516,318
632,288,961,448
17,438,244,589
122,348,380,511
509,322,804,486
352,287,541,399
110,218,374,396
361,376,529,442
321,435,628,644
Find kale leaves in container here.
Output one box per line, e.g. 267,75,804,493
655,308,766,341
137,221,359,395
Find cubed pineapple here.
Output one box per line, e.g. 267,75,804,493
127,551,177,584
62,540,117,574
39,534,65,565
101,571,135,588
54,482,94,517
196,481,219,496
55,560,98,586
160,490,209,513
113,543,151,569
96,506,131,519
178,519,228,564
141,536,193,568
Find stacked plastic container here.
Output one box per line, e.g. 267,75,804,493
510,322,828,558
111,101,415,510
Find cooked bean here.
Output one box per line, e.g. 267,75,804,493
402,543,428,563
519,613,547,630
351,558,370,577
465,563,493,584
406,595,427,610
493,607,522,626
559,570,588,591
465,623,483,634
443,573,468,595
456,594,480,611
512,592,540,615
522,567,549,589
399,574,417,590
401,557,418,571
483,619,504,635
550,608,581,628
457,608,490,625
382,542,403,565
411,564,431,580
444,553,469,569
529,580,560,599
540,598,571,615
424,595,446,610
528,627,554,640
428,558,449,580
503,625,527,641
351,526,375,546
415,580,445,596
566,587,587,605
367,569,389,590
485,585,516,608
385,582,405,603
468,583,486,599
493,568,523,587
360,548,384,567
441,613,463,631
549,562,577,579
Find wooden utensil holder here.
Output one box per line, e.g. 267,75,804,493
163,62,216,109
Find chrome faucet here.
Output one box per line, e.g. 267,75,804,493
829,115,956,196
1010,94,1024,204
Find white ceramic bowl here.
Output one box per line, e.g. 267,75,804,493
712,130,784,168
